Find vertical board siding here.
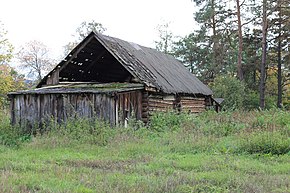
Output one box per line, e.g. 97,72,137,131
116,91,142,125
10,90,142,127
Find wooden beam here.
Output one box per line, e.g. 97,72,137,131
60,35,95,72
82,50,107,74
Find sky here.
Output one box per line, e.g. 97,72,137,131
0,0,197,59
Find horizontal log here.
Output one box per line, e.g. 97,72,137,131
148,95,163,99
142,112,149,117
180,97,205,100
149,99,174,105
180,101,205,106
149,103,174,108
180,99,205,102
181,105,205,108
181,108,205,113
149,107,172,112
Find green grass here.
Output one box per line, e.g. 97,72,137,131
0,109,289,192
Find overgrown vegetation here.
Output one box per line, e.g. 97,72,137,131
0,110,289,192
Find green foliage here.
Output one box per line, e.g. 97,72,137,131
0,111,30,147
149,111,193,133
154,22,174,54
0,21,13,65
0,64,25,109
38,117,115,147
210,75,246,110
63,20,106,56
0,109,290,192
236,131,290,155
75,20,106,40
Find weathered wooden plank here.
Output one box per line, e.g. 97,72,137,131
180,100,205,105
46,68,60,86
148,99,174,105
181,105,205,108
180,96,205,100
148,108,169,112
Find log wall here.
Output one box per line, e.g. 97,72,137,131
179,96,205,113
148,94,175,113
142,93,206,118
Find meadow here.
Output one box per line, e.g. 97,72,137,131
0,109,289,192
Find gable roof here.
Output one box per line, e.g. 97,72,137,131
38,32,213,96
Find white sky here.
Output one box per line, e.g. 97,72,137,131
0,0,197,59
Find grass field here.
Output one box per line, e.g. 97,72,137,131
0,110,289,192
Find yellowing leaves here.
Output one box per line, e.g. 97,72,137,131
0,64,25,108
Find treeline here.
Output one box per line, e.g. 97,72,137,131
1,0,290,110
155,0,290,110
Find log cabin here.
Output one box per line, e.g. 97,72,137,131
8,32,213,127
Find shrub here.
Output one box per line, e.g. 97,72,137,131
149,111,193,133
49,117,114,146
235,131,290,155
210,75,245,110
0,111,31,146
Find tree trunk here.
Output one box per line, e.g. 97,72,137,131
211,0,218,76
259,0,268,110
277,4,282,108
236,0,244,81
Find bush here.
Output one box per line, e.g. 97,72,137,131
149,111,193,133
235,131,290,155
210,75,246,110
0,111,31,146
48,117,115,146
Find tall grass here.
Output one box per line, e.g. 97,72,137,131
1,109,290,155
0,109,289,192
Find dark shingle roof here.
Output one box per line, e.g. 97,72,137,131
38,32,213,95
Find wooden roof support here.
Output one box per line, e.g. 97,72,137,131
60,34,95,72
82,50,107,74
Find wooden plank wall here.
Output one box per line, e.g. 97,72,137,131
117,91,142,125
10,90,142,127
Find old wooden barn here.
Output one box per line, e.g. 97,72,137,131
8,32,213,126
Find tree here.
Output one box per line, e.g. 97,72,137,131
63,20,106,55
259,0,268,110
0,21,24,109
236,0,244,81
190,0,239,81
154,22,173,54
17,41,55,82
173,32,214,81
0,21,13,65
210,75,246,110
268,0,290,108
243,30,262,90
0,64,25,109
